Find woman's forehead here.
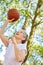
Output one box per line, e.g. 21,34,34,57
16,30,27,38
17,30,26,37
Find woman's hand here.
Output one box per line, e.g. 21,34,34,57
6,18,14,23
9,36,17,45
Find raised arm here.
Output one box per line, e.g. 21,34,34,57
0,19,14,47
11,37,27,62
0,19,14,34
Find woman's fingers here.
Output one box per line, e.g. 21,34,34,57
9,18,14,22
6,18,14,23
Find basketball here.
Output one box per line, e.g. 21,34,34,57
7,8,20,22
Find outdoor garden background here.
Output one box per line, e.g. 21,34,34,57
0,0,43,65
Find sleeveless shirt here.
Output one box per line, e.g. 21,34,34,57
3,39,27,65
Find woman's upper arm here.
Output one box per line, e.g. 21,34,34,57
18,44,27,62
0,34,9,47
18,50,27,62
21,49,27,58
21,49,27,56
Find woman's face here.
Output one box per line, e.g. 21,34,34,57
15,30,26,41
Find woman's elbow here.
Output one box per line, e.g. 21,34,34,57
16,56,22,62
16,56,25,62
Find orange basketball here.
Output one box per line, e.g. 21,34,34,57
7,8,20,22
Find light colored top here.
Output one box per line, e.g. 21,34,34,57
3,39,27,65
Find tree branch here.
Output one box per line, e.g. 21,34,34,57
22,0,42,64
33,21,43,27
22,0,32,30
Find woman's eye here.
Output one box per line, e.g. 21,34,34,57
16,32,19,35
16,33,19,35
